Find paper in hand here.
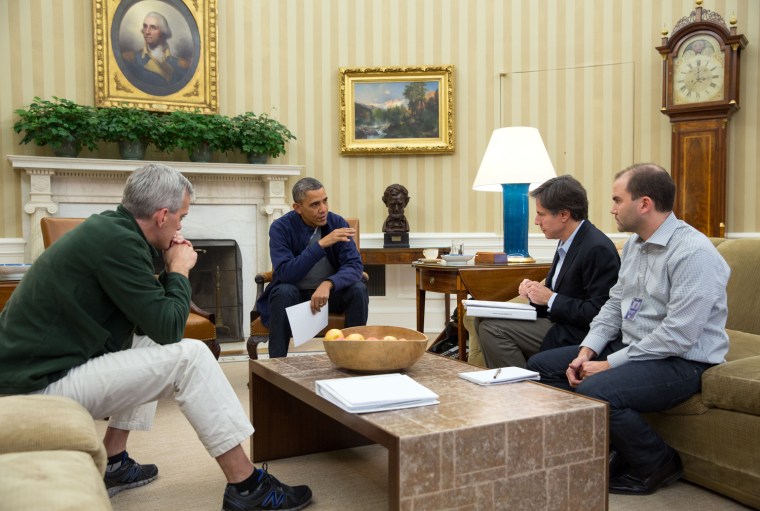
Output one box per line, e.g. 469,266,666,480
285,300,329,346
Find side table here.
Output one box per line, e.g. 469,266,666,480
413,262,551,361
360,247,450,265
0,280,20,312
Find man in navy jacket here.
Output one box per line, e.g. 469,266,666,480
477,175,620,368
256,177,369,357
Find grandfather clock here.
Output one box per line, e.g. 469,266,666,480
656,1,747,236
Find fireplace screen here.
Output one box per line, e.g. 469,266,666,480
187,239,244,342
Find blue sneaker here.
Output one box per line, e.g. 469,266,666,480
104,454,158,497
222,464,312,511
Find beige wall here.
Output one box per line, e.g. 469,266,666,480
1,0,758,239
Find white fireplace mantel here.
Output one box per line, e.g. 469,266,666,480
8,155,303,325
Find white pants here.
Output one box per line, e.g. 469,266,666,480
34,335,254,458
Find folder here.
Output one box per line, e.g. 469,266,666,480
315,373,439,413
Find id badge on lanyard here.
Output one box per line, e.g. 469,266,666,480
625,298,643,320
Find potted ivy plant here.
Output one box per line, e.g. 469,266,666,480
97,105,158,160
231,112,296,164
13,97,99,157
160,110,233,162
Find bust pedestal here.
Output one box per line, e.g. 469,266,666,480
383,232,409,248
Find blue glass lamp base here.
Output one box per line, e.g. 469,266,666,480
502,183,535,263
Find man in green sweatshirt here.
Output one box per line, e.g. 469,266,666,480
0,163,312,511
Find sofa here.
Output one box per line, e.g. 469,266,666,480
466,237,760,508
0,394,112,510
645,237,760,509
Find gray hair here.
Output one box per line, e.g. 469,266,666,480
292,177,324,203
144,12,172,39
122,163,193,219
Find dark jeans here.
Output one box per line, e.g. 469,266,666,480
527,343,712,474
267,281,369,358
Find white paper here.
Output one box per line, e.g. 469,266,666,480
285,300,329,346
315,373,439,413
458,367,540,386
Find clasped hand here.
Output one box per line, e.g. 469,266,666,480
164,234,197,277
519,279,552,306
566,349,610,388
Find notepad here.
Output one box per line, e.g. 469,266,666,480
458,367,540,386
462,299,537,321
315,373,439,413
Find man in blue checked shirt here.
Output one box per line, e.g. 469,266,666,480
528,163,730,496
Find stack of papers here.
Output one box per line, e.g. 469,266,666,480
315,373,439,413
459,367,540,386
462,299,537,321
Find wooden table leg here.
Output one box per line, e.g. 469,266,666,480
416,269,425,333
456,289,468,361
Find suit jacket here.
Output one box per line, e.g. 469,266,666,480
534,220,620,351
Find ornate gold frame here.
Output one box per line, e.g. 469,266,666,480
93,0,218,113
339,65,454,155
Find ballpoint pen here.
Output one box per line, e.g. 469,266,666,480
493,367,502,379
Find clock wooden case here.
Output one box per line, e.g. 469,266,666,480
656,2,747,237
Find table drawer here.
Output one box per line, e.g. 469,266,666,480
418,269,457,293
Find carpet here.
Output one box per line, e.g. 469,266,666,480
97,360,752,511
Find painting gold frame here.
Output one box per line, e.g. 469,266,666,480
93,0,218,113
339,65,454,155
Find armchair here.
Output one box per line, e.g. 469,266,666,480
247,218,367,359
39,217,221,359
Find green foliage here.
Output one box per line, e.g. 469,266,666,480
13,97,297,162
96,105,158,143
158,110,234,153
13,97,99,152
231,112,296,158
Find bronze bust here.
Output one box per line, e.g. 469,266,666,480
382,183,410,233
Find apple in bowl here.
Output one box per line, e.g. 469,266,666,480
324,328,344,341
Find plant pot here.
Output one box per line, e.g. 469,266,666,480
246,152,269,164
52,140,81,157
189,143,213,162
118,139,147,160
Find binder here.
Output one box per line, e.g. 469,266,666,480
462,299,537,321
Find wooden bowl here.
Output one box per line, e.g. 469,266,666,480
322,326,428,372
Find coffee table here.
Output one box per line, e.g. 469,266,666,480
249,354,608,510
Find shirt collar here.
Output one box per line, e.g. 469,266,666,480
637,212,679,247
558,219,584,254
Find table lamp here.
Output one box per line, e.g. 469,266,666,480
472,127,556,263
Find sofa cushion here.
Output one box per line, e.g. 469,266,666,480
0,450,112,510
702,355,760,415
0,394,106,472
716,239,760,336
725,328,760,362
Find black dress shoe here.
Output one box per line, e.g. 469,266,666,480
609,450,683,495
608,450,630,479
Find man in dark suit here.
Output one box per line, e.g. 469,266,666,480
477,175,620,368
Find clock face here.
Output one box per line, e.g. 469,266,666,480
673,35,725,105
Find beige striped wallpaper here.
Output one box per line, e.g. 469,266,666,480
1,0,758,239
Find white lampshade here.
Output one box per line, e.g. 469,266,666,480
472,127,556,191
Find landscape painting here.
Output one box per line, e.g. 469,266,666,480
340,65,454,155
